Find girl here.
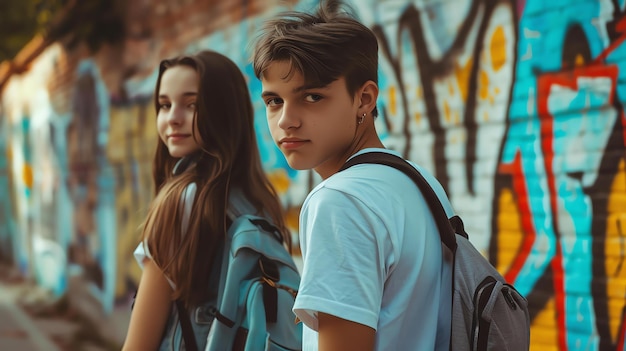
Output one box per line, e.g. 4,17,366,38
122,50,289,351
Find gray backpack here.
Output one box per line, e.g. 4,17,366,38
340,152,530,351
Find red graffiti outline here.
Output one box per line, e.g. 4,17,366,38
499,151,537,283
594,17,626,65
498,63,621,351
537,64,618,351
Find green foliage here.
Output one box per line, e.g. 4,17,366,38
0,0,124,63
0,0,68,62
46,0,125,52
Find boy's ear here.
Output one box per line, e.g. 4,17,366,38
358,80,379,115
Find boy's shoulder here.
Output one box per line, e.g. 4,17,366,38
332,150,456,218
320,161,396,189
305,158,411,209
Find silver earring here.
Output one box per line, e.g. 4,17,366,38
357,113,366,125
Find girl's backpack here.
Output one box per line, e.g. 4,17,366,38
173,214,302,351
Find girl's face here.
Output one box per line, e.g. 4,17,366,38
157,65,201,158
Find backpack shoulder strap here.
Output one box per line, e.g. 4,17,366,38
176,300,198,351
339,151,457,252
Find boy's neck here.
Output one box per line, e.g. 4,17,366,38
352,125,385,152
315,128,385,179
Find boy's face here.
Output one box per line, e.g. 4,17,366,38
261,61,360,178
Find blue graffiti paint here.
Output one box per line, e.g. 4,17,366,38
502,0,624,348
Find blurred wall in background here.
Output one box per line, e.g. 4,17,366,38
0,0,625,349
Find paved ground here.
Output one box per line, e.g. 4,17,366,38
0,287,61,351
0,256,303,350
0,265,127,351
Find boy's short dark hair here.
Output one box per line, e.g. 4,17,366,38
252,0,379,117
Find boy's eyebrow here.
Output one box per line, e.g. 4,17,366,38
294,83,329,92
261,91,278,98
261,84,329,98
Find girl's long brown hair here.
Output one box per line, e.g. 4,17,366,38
142,50,289,308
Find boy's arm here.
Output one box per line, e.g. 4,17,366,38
295,187,387,348
318,313,375,351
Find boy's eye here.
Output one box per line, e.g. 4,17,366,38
188,102,197,109
304,94,322,102
265,97,283,107
159,103,171,110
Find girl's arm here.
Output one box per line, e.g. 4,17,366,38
122,259,173,351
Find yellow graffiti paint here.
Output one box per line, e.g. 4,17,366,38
284,206,300,233
454,59,473,101
22,164,33,189
389,86,397,115
530,298,559,350
609,296,626,343
575,54,585,67
495,188,524,274
284,205,301,256
107,107,133,162
107,103,160,299
414,112,421,123
114,180,144,298
605,159,626,343
490,26,507,72
267,168,290,195
443,101,452,123
479,70,490,101
416,87,422,99
130,104,158,160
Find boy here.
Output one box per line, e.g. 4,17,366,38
252,1,453,350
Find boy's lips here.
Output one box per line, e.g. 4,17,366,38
279,137,308,149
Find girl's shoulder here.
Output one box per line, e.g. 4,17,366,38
180,182,197,234
181,182,197,204
226,187,259,218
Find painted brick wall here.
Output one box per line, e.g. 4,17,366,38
0,0,625,349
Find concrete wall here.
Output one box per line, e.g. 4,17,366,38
0,0,625,349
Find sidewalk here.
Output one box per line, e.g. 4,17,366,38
0,264,124,351
64,272,132,349
0,281,61,351
0,256,302,350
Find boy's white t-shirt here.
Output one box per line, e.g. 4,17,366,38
293,148,453,351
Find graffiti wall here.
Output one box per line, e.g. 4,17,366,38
0,0,625,349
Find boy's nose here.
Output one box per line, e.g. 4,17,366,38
278,103,300,130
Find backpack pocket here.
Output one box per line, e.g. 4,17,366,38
265,337,300,351
471,277,530,351
241,279,302,351
208,278,301,351
159,303,216,351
